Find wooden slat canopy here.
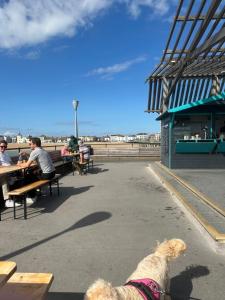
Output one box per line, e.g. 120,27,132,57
146,0,225,113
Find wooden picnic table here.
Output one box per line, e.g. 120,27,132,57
0,261,53,299
65,153,80,158
0,165,24,176
0,164,37,176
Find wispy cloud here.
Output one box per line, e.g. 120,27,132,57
126,0,170,19
86,55,147,79
24,50,40,60
0,0,174,49
0,126,19,136
3,130,17,136
52,44,70,53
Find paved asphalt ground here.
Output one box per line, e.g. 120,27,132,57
0,162,224,300
174,169,225,212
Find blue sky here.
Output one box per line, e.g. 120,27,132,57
0,0,177,137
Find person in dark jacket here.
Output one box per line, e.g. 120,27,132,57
68,136,78,153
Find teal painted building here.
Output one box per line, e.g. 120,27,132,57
158,93,225,168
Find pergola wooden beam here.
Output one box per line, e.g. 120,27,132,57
177,14,225,21
147,0,225,112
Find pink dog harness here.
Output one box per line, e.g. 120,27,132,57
125,278,163,300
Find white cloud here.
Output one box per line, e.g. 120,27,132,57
125,0,169,19
0,0,113,49
3,130,17,136
24,50,40,60
86,55,147,78
0,0,173,49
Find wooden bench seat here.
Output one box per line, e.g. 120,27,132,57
0,272,53,300
49,150,73,174
8,180,50,196
6,180,50,220
0,261,17,288
4,175,60,220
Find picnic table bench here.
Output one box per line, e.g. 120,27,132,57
0,261,53,300
2,174,60,220
49,150,73,174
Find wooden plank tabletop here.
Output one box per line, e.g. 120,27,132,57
63,153,80,157
0,261,17,288
0,165,24,176
0,163,37,176
0,273,54,300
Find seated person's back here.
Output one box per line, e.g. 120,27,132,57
78,141,90,162
29,146,55,174
68,136,78,153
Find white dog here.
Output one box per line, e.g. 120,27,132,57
85,239,186,300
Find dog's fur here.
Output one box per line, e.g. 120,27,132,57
85,239,186,300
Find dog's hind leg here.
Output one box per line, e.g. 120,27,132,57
164,279,171,300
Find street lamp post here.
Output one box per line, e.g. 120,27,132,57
72,99,79,139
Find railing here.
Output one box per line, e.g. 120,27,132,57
7,142,160,157
7,144,64,156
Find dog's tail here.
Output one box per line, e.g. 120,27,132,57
85,279,118,300
154,239,186,260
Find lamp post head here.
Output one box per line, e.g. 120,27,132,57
72,100,79,110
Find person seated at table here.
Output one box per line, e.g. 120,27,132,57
61,143,72,162
22,137,55,204
68,135,78,153
78,140,90,163
0,140,21,208
17,151,29,165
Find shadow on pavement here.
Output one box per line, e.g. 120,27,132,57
170,265,210,300
88,167,109,174
0,211,112,260
39,185,95,213
0,185,95,220
47,292,84,300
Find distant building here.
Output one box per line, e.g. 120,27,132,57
39,135,46,143
124,135,136,142
4,136,12,143
101,135,110,142
39,135,54,144
17,133,29,144
110,134,126,142
11,136,17,143
79,136,97,142
154,132,161,142
135,133,149,141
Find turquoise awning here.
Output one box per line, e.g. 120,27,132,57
156,92,225,121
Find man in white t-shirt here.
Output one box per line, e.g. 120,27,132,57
0,140,21,208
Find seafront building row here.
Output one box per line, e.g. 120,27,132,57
0,132,161,144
